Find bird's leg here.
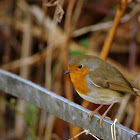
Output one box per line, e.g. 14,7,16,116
88,104,103,121
98,103,114,127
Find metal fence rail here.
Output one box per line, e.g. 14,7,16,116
0,69,139,140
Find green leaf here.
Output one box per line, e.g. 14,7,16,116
70,50,85,56
80,38,89,48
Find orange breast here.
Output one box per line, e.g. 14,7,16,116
69,68,91,95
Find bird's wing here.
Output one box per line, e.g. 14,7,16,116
89,70,140,97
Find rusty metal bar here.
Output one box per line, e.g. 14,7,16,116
0,69,139,140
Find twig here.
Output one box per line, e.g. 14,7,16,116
71,0,85,31
0,48,47,70
133,97,140,131
115,94,131,122
72,21,113,37
44,1,64,140
14,14,32,139
63,0,76,138
44,0,64,22
37,1,48,137
71,2,140,38
38,110,46,139
64,0,76,101
52,133,62,140
129,16,137,70
133,71,140,132
124,103,135,128
100,0,128,60
44,0,59,7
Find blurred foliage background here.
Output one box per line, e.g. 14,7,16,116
0,0,140,140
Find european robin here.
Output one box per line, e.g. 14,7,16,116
64,55,140,125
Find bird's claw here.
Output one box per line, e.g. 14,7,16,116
97,115,111,128
88,111,104,128
88,111,99,122
97,116,104,128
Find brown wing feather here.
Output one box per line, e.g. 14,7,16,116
89,69,139,96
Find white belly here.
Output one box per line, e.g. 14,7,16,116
76,88,123,105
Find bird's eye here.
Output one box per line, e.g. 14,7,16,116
78,65,83,69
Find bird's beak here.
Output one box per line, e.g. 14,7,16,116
64,69,71,74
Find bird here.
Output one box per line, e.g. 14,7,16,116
64,55,140,125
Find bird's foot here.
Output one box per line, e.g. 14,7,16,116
88,104,114,127
98,103,114,127
88,104,103,122
88,110,99,122
97,115,111,128
97,115,105,128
